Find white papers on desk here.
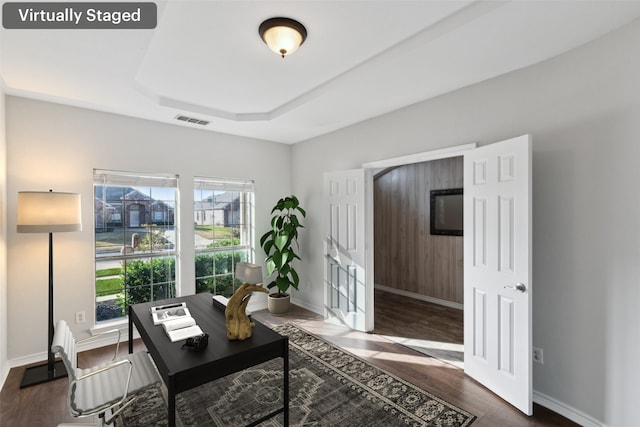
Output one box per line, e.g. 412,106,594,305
151,302,190,325
150,302,203,342
162,316,204,342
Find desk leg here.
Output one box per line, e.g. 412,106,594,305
283,338,289,426
168,376,176,427
128,306,133,354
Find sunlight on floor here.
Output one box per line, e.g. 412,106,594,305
295,319,464,369
346,345,459,367
381,335,464,369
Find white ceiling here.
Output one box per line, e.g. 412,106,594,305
3,1,640,144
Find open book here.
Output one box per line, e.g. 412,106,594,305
150,302,204,342
162,316,204,342
151,302,190,325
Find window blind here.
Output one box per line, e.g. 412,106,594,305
94,169,179,188
194,177,254,192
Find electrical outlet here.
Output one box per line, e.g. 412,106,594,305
75,311,86,324
533,347,544,364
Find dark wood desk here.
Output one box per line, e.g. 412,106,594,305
128,292,289,427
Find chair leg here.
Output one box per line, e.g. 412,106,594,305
114,404,128,427
104,397,135,426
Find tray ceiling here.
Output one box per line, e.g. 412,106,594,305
3,1,640,143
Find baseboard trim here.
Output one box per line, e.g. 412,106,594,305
0,362,9,390
375,284,464,310
533,390,604,426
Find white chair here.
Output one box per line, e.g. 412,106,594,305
52,320,161,426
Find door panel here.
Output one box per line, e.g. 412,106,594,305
464,134,532,415
323,169,372,332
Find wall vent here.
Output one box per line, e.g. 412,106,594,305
175,114,210,126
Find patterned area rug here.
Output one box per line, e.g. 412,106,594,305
123,323,476,426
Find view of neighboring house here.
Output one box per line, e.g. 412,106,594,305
95,187,238,231
94,186,175,230
194,192,241,227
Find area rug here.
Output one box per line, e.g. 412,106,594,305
123,323,476,426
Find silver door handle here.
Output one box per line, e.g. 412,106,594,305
504,282,526,292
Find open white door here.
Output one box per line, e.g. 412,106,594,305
323,169,373,332
463,134,532,414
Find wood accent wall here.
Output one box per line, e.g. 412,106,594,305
374,156,464,304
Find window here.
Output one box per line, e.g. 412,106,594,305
94,170,179,323
194,178,254,297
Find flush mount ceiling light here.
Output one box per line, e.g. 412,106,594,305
259,17,307,58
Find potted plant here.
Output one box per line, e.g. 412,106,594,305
259,195,306,315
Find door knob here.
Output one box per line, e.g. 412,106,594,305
504,282,526,292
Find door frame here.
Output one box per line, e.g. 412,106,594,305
362,143,477,171
361,143,477,330
360,139,534,415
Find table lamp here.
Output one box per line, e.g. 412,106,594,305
225,262,268,340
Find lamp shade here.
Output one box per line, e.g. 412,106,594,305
235,262,263,285
259,17,307,57
17,191,82,233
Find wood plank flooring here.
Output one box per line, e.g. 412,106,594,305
0,339,148,426
374,289,464,344
1,294,578,426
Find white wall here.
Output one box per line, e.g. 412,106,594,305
290,18,640,427
5,98,291,362
1,83,9,385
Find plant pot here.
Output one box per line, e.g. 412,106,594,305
267,293,290,316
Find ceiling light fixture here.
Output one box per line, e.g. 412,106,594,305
259,17,307,58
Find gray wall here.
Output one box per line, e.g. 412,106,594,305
5,98,291,362
290,18,640,427
0,81,8,384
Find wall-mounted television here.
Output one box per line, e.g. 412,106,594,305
430,188,463,236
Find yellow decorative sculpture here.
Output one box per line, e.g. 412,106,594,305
225,283,268,341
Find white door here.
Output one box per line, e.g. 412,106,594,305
323,169,373,332
463,135,532,414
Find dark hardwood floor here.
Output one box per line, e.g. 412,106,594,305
0,338,148,426
374,289,464,344
0,294,578,426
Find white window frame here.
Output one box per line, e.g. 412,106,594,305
93,169,179,324
193,177,255,297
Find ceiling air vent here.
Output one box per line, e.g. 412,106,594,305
175,114,210,126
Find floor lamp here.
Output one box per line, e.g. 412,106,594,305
17,190,82,388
